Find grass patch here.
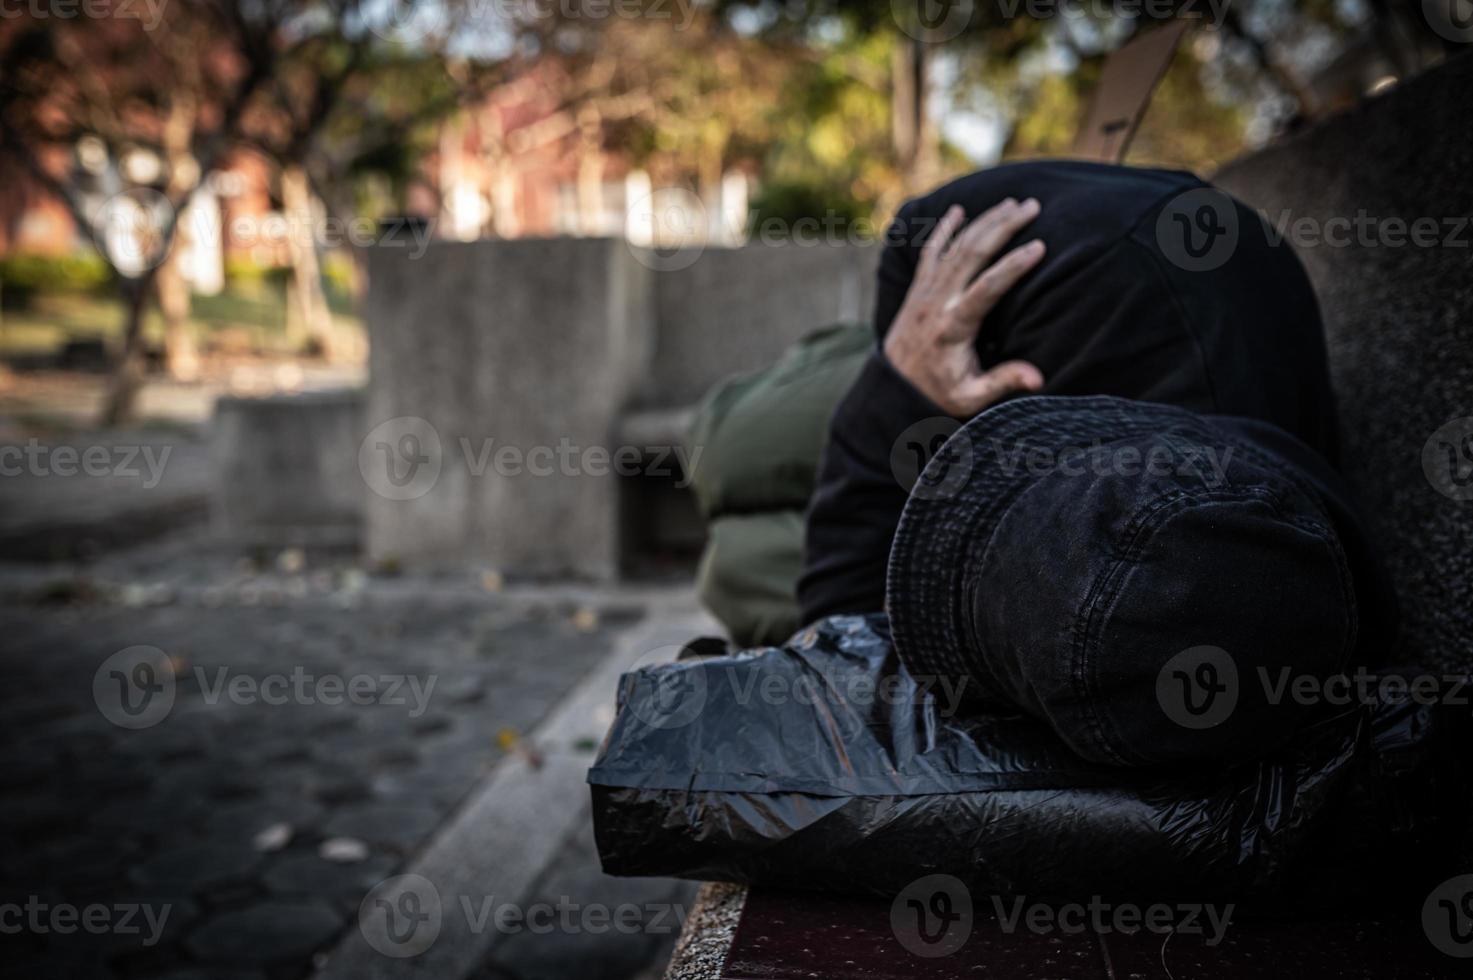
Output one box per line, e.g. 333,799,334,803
0,286,362,359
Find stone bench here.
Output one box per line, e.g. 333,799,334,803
665,885,1458,979
210,388,364,547
209,388,707,558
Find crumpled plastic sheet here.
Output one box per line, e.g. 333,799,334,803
588,614,1470,908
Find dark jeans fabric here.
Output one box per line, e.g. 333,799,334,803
891,399,1393,767
799,160,1344,624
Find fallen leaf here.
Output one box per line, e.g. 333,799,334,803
253,822,293,852
319,837,369,863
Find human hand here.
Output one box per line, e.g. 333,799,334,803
882,198,1047,418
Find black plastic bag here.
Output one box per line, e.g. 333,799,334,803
588,614,1468,906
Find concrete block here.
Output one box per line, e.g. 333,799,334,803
210,389,365,545
363,237,655,578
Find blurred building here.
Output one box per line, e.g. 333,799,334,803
1,68,749,286
415,67,748,246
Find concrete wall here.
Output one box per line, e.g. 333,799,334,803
644,242,875,407
1215,52,1473,674
362,236,875,577
363,237,655,577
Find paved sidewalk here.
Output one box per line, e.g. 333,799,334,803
0,535,702,980
316,601,711,980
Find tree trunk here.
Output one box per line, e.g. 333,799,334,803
281,165,334,358
696,138,726,241
913,40,939,192
576,106,605,236
100,276,154,428
891,36,934,195
156,247,200,380
311,168,371,304
892,38,918,183
159,89,200,378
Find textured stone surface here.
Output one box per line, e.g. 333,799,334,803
1216,53,1473,674
363,237,876,577
130,844,261,891
644,242,875,408
0,430,211,561
0,535,654,979
364,237,656,578
184,900,344,965
476,810,698,980
211,389,365,546
321,801,442,849
659,884,746,980
261,853,396,904
312,601,715,980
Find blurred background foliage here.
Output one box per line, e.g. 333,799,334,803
0,0,1460,422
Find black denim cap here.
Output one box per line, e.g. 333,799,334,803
886,395,1368,767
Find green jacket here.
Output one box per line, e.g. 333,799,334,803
687,323,872,646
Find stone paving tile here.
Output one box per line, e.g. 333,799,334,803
130,843,263,892
183,900,345,967
0,544,644,979
321,801,444,850
261,853,397,910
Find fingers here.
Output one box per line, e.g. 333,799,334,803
937,197,1041,291
953,359,1045,416
948,238,1046,333
885,196,1047,417
918,204,966,278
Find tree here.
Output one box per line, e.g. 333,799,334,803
0,0,473,424
721,0,1461,200
298,49,506,297
3,8,259,423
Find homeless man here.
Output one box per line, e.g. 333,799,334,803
798,160,1396,767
